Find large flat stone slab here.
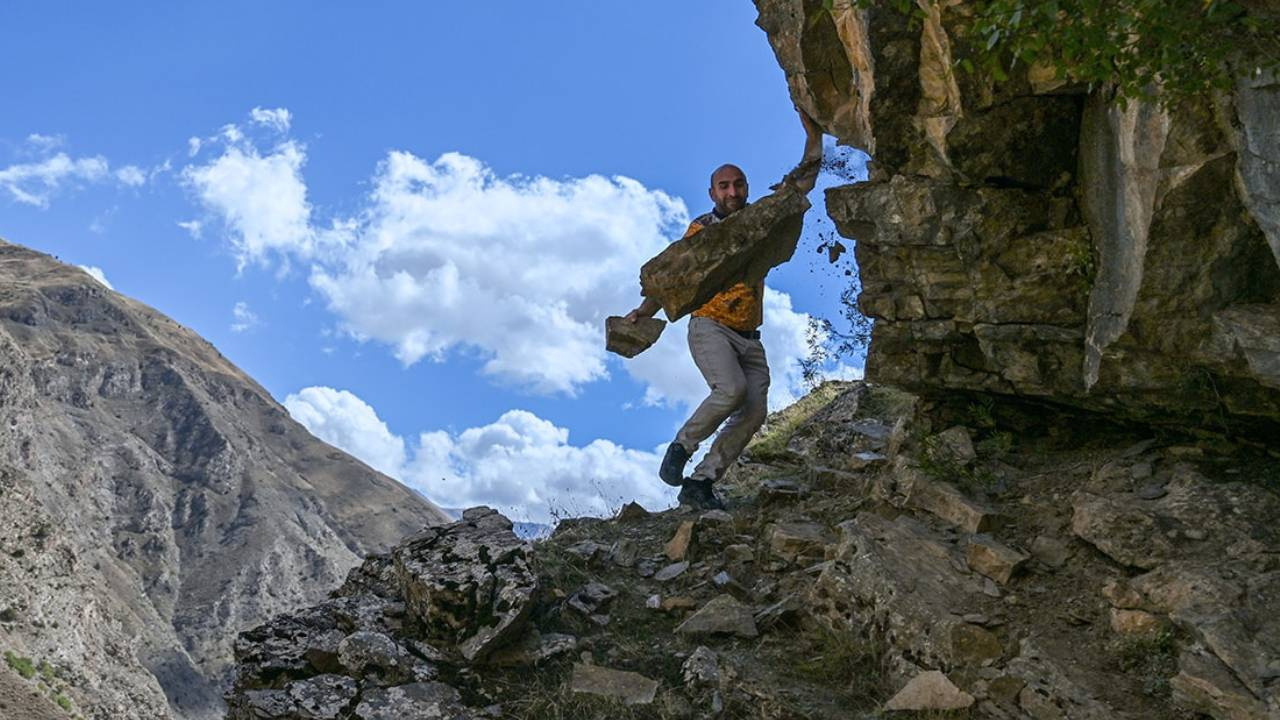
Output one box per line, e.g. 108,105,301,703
569,664,659,706
640,188,810,320
675,594,759,639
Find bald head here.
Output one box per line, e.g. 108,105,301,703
709,164,745,188
708,164,748,217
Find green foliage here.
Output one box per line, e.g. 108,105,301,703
801,279,873,387
840,0,1280,105
746,381,849,462
54,692,73,711
917,433,1000,494
966,397,1015,459
4,650,36,679
976,430,1014,457
787,622,890,707
967,397,998,431
1065,234,1097,295
1112,626,1179,697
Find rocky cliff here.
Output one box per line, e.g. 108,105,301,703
755,0,1280,437
0,239,450,720
223,381,1280,719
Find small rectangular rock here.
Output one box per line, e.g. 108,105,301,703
767,522,829,563
908,477,999,533
665,521,695,562
605,316,665,358
966,535,1027,585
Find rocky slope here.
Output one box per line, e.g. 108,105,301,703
0,239,450,720
223,380,1280,719
755,0,1280,437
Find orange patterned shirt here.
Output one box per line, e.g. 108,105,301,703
684,211,764,332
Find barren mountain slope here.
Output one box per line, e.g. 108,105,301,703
0,238,450,719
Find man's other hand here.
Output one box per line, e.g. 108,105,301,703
626,297,661,323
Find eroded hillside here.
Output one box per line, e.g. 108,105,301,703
222,381,1280,719
0,239,450,720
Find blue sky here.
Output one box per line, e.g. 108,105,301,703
1,1,865,523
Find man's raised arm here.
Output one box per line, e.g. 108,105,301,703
779,108,824,194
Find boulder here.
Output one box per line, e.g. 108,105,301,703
227,675,358,720
393,507,537,662
615,501,651,522
336,630,430,685
639,188,811,320
353,682,473,720
565,582,617,624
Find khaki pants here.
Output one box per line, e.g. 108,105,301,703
675,316,770,483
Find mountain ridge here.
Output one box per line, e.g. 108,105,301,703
0,237,450,720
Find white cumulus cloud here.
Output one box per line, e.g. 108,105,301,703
182,137,313,269
306,150,688,393
284,387,408,478
185,110,857,407
285,386,671,524
78,265,113,290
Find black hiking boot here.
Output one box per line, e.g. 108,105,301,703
677,478,727,511
659,441,690,487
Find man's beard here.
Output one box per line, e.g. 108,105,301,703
717,197,746,215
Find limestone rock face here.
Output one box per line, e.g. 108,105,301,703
755,0,1280,435
639,188,810,320
0,239,449,720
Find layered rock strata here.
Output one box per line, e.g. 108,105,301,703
756,0,1280,435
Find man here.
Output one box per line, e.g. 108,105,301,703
626,109,823,510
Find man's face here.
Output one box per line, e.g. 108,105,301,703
709,166,748,216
